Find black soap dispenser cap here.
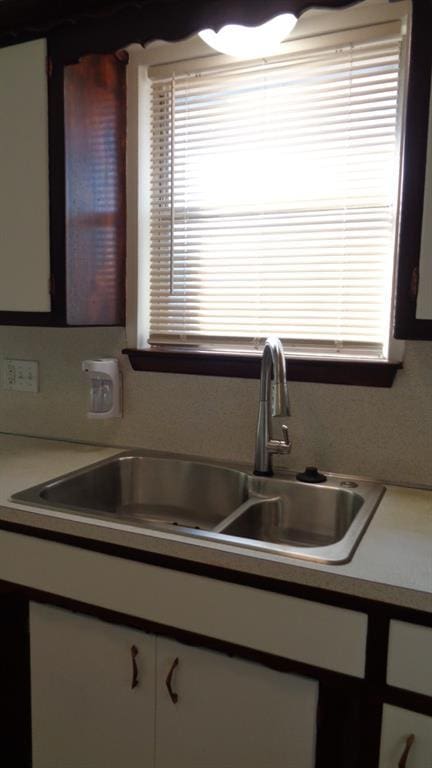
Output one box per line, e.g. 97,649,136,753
296,466,327,483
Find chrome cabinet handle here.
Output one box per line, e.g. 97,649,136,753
131,645,139,689
398,734,415,768
165,657,179,703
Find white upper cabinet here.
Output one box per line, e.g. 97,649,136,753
417,86,432,320
0,39,51,312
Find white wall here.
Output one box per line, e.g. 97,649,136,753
0,326,430,487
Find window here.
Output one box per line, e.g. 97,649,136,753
128,2,411,380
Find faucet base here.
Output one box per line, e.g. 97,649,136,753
253,469,273,477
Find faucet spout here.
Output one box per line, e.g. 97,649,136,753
254,336,291,476
259,335,290,417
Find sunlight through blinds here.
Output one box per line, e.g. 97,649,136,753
147,25,405,358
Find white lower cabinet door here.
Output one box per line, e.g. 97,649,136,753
379,705,432,767
30,603,156,768
155,637,318,768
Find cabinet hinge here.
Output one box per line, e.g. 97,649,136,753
409,266,419,301
46,56,53,78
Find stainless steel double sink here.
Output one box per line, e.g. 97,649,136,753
12,452,385,564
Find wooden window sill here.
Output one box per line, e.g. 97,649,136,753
123,347,402,387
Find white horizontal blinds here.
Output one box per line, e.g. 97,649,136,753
148,30,403,355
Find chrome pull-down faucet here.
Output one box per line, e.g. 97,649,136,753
254,336,291,476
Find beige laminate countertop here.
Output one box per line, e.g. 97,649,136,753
0,433,431,613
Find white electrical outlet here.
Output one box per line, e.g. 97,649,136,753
3,359,39,392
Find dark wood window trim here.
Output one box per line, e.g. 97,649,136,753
393,0,432,340
123,347,402,387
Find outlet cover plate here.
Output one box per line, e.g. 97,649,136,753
3,359,39,392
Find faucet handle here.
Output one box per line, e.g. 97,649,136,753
267,425,292,455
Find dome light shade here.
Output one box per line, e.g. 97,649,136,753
198,14,298,58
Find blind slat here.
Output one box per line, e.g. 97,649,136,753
146,29,404,354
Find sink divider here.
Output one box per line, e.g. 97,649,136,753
213,496,282,533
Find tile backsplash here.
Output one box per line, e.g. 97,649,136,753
0,327,430,486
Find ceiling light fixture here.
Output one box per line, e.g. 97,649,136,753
198,13,298,58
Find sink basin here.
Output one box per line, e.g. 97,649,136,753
219,477,363,548
14,455,249,531
11,451,384,564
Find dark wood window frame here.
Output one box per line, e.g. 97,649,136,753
393,0,432,340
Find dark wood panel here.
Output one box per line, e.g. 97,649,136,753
0,310,54,325
315,684,377,768
63,52,126,325
365,613,390,686
46,40,67,325
0,593,31,767
0,0,361,50
385,686,432,718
